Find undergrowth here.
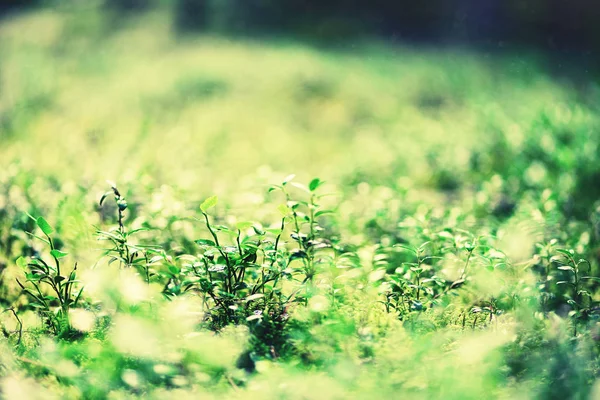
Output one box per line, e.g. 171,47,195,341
1,6,600,399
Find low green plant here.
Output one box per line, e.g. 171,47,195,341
268,176,335,287
16,215,83,337
98,181,160,283
145,192,294,358
553,248,598,335
382,241,443,315
1,307,23,345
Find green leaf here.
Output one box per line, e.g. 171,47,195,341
556,249,574,257
99,191,111,206
418,241,432,252
214,225,234,235
277,204,291,217
73,288,84,307
245,293,265,302
22,289,45,305
24,211,37,222
97,230,126,243
16,256,27,269
581,276,600,282
50,249,68,259
195,239,216,247
394,245,417,254
315,210,334,218
25,273,42,281
236,221,254,230
309,178,322,192
558,266,574,271
437,231,454,240
54,276,66,284
290,182,310,193
36,217,54,235
290,250,308,261
282,174,296,185
200,196,218,213
24,231,50,244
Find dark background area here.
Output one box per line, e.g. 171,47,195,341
2,0,600,59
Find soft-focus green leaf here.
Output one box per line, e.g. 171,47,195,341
36,217,54,235
50,249,68,259
309,178,322,191
200,196,218,212
282,174,295,185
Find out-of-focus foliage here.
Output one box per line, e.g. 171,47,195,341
171,0,600,50
1,5,600,399
3,0,600,51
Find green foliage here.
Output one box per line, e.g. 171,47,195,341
97,182,161,282
15,215,83,338
2,7,600,399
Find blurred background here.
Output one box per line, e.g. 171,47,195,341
3,0,600,54
1,4,600,398
1,0,599,226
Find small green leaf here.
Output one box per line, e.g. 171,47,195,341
245,293,265,302
437,231,454,240
36,217,54,235
290,250,308,261
99,191,111,206
24,231,50,244
16,256,27,269
282,174,296,185
581,276,600,282
277,204,291,216
290,182,310,193
315,210,334,218
236,221,254,230
200,196,218,213
246,314,262,322
73,288,84,306
394,245,417,254
54,276,66,284
195,239,216,247
24,211,37,222
418,241,432,252
556,249,574,257
309,178,322,192
265,228,283,236
214,225,234,234
50,249,68,259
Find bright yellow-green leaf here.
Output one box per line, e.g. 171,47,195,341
200,196,218,213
